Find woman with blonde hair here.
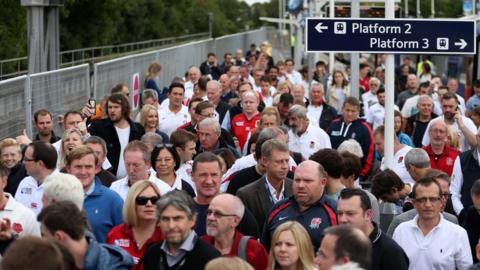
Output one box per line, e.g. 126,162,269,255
277,81,293,95
268,221,318,270
58,128,83,169
106,180,163,269
206,257,254,270
138,104,169,143
446,125,460,149
144,61,162,97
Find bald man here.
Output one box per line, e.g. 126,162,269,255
201,194,268,269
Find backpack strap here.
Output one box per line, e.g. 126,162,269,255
237,235,252,261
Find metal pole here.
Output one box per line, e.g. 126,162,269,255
208,13,214,38
405,0,409,17
350,0,360,99
431,0,435,17
384,0,395,169
417,0,421,17
329,0,335,74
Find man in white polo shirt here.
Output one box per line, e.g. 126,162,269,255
0,164,40,237
288,104,331,160
110,141,171,200
158,82,191,137
15,141,58,215
393,177,472,270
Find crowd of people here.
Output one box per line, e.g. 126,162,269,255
0,42,479,270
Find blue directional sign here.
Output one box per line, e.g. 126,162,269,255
306,18,476,54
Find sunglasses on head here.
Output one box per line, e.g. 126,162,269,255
135,196,159,205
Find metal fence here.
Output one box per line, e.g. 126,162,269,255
0,64,90,139
0,27,288,140
0,76,27,139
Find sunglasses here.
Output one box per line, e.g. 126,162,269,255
135,196,159,205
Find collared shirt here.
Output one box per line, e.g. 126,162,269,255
0,193,40,237
307,104,323,127
161,230,197,267
110,173,172,200
85,180,95,197
265,176,285,203
392,214,472,270
14,171,58,216
158,105,191,137
288,124,331,160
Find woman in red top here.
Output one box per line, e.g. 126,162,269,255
106,180,163,268
231,90,261,154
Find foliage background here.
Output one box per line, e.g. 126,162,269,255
0,0,463,60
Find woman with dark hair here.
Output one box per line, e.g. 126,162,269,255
327,70,350,112
212,148,237,175
394,110,414,147
151,144,195,197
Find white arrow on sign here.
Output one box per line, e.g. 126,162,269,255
454,39,467,49
315,23,328,33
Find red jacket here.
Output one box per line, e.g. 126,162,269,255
202,230,268,270
423,144,460,176
231,113,260,151
106,224,163,269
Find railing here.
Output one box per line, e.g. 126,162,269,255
0,32,210,81
0,27,290,140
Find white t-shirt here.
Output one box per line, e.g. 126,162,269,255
184,81,195,100
288,124,332,160
380,145,414,185
362,91,378,117
401,95,442,118
393,215,472,270
158,106,191,137
366,103,399,131
0,194,41,237
115,125,130,178
177,161,195,193
286,70,303,85
421,116,477,152
307,104,324,127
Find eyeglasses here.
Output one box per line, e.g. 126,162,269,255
206,210,237,218
414,197,441,204
441,192,451,198
135,196,159,205
23,157,35,163
155,143,173,148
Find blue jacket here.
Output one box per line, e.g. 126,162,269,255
84,235,133,270
327,117,375,178
261,194,337,252
84,178,124,243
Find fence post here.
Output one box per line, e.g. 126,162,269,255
24,75,33,138
93,64,98,99
85,64,91,99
